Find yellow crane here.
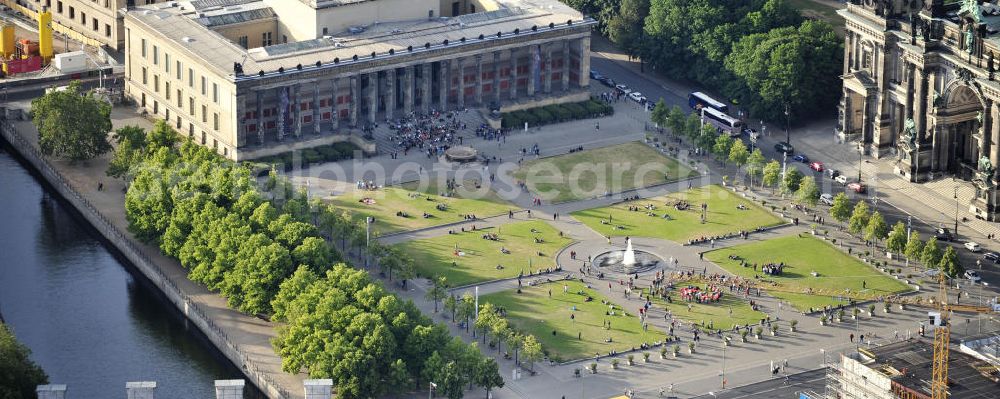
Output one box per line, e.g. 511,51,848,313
930,273,997,399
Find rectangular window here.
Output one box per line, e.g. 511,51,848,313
69,7,75,19
81,12,85,25
92,18,98,31
176,116,181,129
153,75,159,92
202,105,207,123
57,1,63,14
189,123,194,137
141,67,147,84
238,36,248,49
189,98,195,115
188,68,194,87
165,82,171,100
153,46,158,65
176,90,182,107
105,24,111,37
165,54,170,73
201,76,206,95
141,38,147,58
303,115,312,124
213,113,219,131
212,83,218,103
175,61,181,80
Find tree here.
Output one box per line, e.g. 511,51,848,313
651,99,669,128
921,237,942,267
387,359,411,393
505,331,523,365
885,222,907,255
457,292,476,333
474,357,505,397
713,133,733,163
684,113,703,141
762,160,781,192
848,201,870,236
745,149,765,187
829,193,852,224
0,323,48,399
31,81,113,161
905,232,924,265
795,175,820,206
521,334,543,372
439,361,466,399
864,211,889,246
106,125,148,179
666,105,686,136
698,123,718,152
426,276,448,313
444,294,458,321
729,139,749,177
780,168,802,195
938,246,963,278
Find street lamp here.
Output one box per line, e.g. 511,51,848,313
858,142,864,182
784,103,791,145
954,182,960,235
365,216,374,269
428,382,437,399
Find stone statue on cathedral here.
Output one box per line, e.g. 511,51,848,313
979,155,995,179
961,0,984,23
903,118,917,147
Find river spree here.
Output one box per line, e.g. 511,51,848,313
0,144,256,398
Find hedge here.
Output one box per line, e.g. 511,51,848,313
501,99,614,129
257,141,361,171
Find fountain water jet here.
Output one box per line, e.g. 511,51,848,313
622,238,636,267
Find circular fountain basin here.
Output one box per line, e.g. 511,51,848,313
593,249,663,274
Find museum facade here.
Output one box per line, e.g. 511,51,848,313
839,0,1000,221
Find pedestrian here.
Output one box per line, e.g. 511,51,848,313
849,333,854,342
548,289,552,298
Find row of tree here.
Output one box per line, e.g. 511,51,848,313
577,0,842,122
0,323,48,398
113,122,503,398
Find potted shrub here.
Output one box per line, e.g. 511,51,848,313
688,342,696,354
574,368,581,378
868,304,875,317
820,315,828,326
852,307,860,320
770,324,778,336
810,223,818,235
754,326,763,340
672,344,680,358
790,320,798,332
740,329,749,342
611,359,620,369
643,352,650,363
660,347,668,359
627,354,634,366
898,303,906,311
837,309,845,322
723,336,732,346
883,302,891,313
589,362,597,374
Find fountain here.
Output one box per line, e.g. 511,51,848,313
592,238,663,274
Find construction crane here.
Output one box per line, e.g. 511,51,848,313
929,273,998,399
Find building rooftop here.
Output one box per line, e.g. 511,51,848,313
126,0,593,82
859,338,999,398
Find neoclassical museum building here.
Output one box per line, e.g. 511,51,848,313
839,0,1000,221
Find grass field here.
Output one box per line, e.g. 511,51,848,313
398,179,511,205
572,185,784,242
511,141,695,203
325,186,517,234
643,280,767,331
705,235,911,311
482,280,665,362
396,220,572,286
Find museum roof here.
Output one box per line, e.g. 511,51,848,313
125,0,592,82
858,339,999,399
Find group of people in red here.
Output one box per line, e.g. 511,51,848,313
678,284,723,303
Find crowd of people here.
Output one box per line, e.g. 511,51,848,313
384,110,466,157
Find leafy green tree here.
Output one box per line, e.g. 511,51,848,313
745,149,765,187
698,123,718,151
31,80,112,161
666,104,686,135
684,113,703,141
795,175,820,206
426,276,448,313
921,237,942,267
146,119,179,151
270,266,318,322
444,294,458,321
106,125,148,179
521,334,543,372
474,357,505,397
780,168,802,195
729,139,749,175
848,201,870,236
457,292,476,333
439,361,466,399
421,351,445,390
291,236,334,272
387,359,411,393
762,160,781,192
0,323,48,398
505,331,523,364
829,193,852,224
905,232,924,265
713,133,733,164
939,246,962,278
651,99,669,128
608,0,650,59
885,222,907,256
220,236,293,314
864,211,889,246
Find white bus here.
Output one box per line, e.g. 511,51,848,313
702,107,744,136
688,91,729,113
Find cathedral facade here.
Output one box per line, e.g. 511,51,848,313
839,0,1000,221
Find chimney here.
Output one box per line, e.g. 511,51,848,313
125,381,156,399
214,380,245,399
36,384,67,399
303,379,333,399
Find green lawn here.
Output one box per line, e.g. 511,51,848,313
571,185,784,243
511,141,695,203
482,280,665,362
643,281,766,331
705,235,911,311
787,0,844,25
396,220,572,286
398,179,511,205
325,186,517,234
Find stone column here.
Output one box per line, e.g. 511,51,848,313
312,85,320,135
905,63,915,119
438,61,448,109
404,66,414,115
126,382,156,399
493,51,501,105
542,44,552,94
527,47,536,97
214,380,245,399
982,100,993,160
561,40,570,91
422,63,432,113
992,101,1000,169
474,54,484,105
456,57,466,109
368,72,378,123
509,49,518,100
349,75,358,128
255,90,264,144
915,67,927,141
293,85,303,138
844,31,852,74
331,78,340,130
385,69,395,120
578,36,590,88
236,94,246,147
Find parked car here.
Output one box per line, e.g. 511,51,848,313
834,175,849,185
589,69,601,79
774,142,794,154
827,168,840,179
809,162,824,172
984,252,1000,263
600,77,616,87
964,270,982,283
847,182,866,193
935,227,954,242
964,241,982,252
793,154,810,163
629,91,646,103
615,84,632,94
820,193,835,205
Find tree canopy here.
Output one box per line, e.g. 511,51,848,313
0,323,48,399
31,81,112,161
